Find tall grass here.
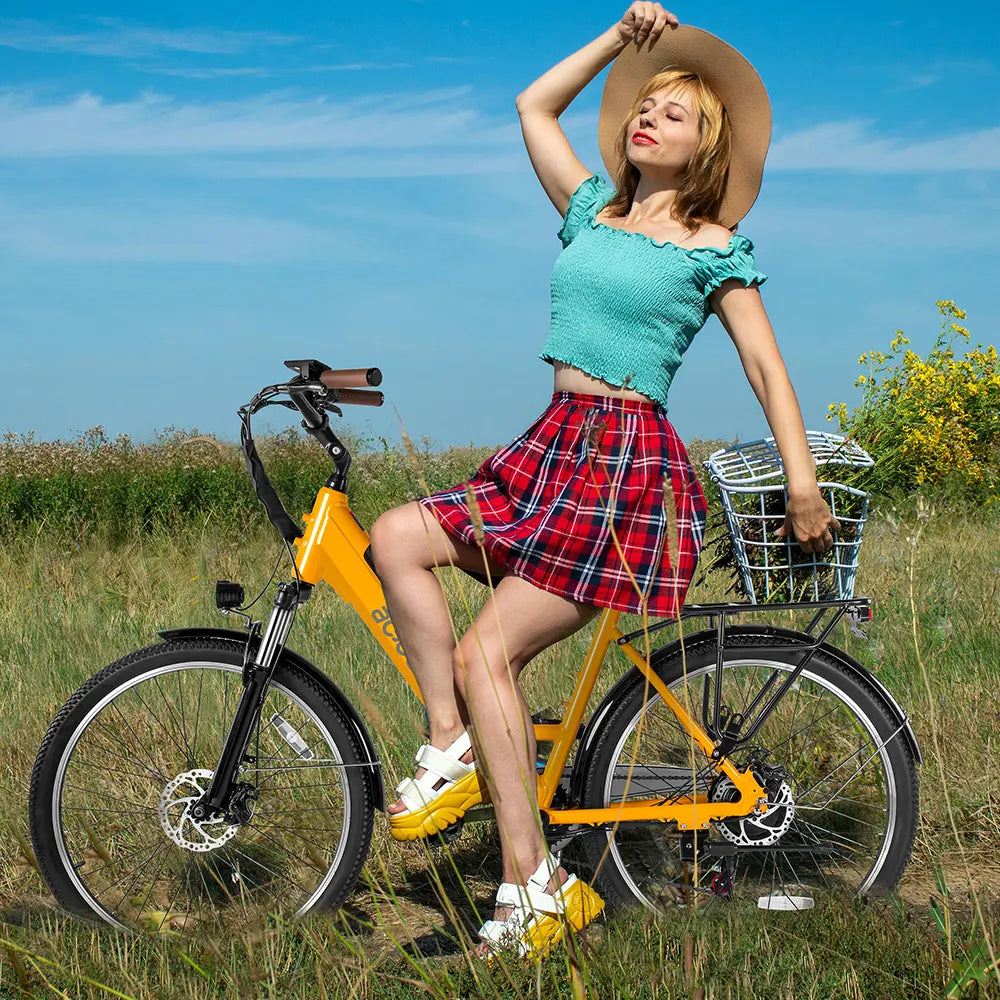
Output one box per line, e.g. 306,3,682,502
1,425,999,997
0,424,507,541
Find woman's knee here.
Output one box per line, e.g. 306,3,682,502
369,506,412,579
452,636,523,699
372,501,502,583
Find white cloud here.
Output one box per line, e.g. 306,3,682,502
0,87,522,171
130,60,414,79
897,73,939,91
2,85,998,178
886,57,995,93
751,199,996,252
0,197,384,263
422,55,480,64
769,118,1000,172
198,150,526,178
0,17,300,58
127,65,276,80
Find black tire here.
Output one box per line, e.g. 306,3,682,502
579,632,919,915
29,637,374,933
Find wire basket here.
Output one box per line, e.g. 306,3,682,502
703,431,875,603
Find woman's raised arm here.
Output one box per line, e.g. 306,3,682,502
515,4,679,217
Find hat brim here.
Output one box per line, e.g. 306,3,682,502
598,24,771,229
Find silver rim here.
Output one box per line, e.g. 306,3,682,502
598,657,898,912
51,660,353,931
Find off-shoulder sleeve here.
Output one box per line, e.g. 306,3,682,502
695,234,768,296
557,173,615,248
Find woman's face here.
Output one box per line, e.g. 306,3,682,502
625,86,701,178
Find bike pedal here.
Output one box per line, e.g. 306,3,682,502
434,818,466,845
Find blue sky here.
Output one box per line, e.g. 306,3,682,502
1,1,998,454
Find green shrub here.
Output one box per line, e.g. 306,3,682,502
826,300,1000,506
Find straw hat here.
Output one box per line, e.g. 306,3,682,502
598,24,772,228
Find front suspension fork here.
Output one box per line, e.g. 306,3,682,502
192,580,310,822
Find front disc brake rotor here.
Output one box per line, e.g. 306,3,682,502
158,768,241,852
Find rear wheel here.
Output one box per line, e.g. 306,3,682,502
29,637,374,933
579,633,919,915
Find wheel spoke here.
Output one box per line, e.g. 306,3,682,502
85,718,170,783
799,722,905,808
190,669,206,767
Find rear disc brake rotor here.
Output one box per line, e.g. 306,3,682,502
710,773,796,847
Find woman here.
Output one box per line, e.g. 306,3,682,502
369,3,840,960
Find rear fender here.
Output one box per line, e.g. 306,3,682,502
157,626,386,811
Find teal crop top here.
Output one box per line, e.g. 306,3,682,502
537,172,767,411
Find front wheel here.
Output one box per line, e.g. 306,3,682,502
29,637,375,933
578,633,919,915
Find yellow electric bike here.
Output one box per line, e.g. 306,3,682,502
28,360,921,933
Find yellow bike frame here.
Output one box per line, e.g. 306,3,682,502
294,486,768,831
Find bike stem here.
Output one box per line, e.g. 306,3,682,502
193,580,311,821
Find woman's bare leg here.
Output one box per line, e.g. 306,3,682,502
451,574,601,953
368,500,507,813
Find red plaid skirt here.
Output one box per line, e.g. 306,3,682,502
417,390,708,618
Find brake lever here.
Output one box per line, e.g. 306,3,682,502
295,382,345,416
251,380,343,417
276,380,327,394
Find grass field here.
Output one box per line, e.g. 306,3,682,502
1,432,999,998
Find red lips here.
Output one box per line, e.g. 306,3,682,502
632,131,657,144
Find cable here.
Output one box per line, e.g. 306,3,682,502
239,545,284,613
236,379,308,623
248,532,302,781
283,535,301,585
278,533,302,657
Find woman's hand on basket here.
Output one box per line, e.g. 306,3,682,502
774,489,842,555
614,2,679,49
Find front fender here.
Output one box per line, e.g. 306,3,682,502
157,626,386,810
573,623,922,802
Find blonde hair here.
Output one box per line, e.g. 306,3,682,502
602,68,733,234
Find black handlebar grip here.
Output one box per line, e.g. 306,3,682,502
320,367,382,389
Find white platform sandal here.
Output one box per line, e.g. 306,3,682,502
477,852,605,963
388,730,488,842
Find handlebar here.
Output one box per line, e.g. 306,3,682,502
239,360,386,541
280,361,384,407
284,359,382,397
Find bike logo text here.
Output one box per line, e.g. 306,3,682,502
371,606,406,659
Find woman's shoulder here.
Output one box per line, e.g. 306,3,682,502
688,222,739,251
